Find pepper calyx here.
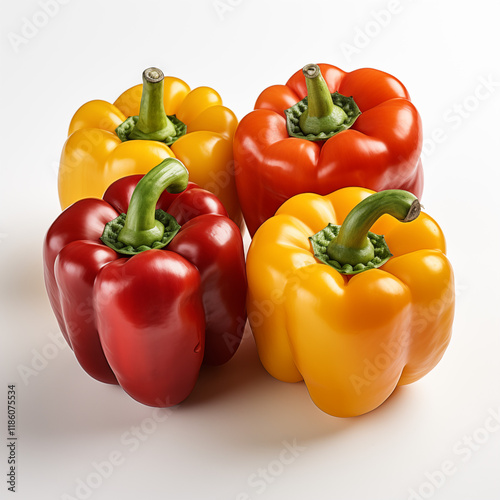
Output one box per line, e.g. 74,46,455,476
285,64,361,142
285,92,360,141
101,210,181,256
310,224,392,275
115,114,187,146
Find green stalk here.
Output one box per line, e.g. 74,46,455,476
299,64,348,135
285,64,361,141
128,67,176,141
309,190,421,275
101,158,188,255
115,68,186,145
328,190,420,266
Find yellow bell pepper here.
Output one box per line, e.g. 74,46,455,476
246,188,455,417
58,67,242,229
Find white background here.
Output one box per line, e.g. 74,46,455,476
1,0,500,499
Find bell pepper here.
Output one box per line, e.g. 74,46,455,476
246,188,454,417
234,63,424,236
44,158,247,407
58,67,243,230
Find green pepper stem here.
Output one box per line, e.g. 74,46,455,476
303,64,334,117
299,63,348,135
117,158,188,248
128,67,176,142
327,190,421,267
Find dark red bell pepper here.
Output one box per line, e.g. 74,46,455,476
43,158,247,407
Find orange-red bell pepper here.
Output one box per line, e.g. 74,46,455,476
234,63,424,235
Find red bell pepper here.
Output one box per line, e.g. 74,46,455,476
234,63,424,236
43,158,247,407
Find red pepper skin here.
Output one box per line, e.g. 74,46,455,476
234,64,424,236
43,199,118,354
43,178,247,406
94,251,205,406
168,214,246,365
55,240,117,384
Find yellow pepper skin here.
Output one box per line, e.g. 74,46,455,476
246,187,454,417
58,68,242,230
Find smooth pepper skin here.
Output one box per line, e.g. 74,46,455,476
58,74,242,230
234,63,424,236
44,177,247,406
246,187,454,417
